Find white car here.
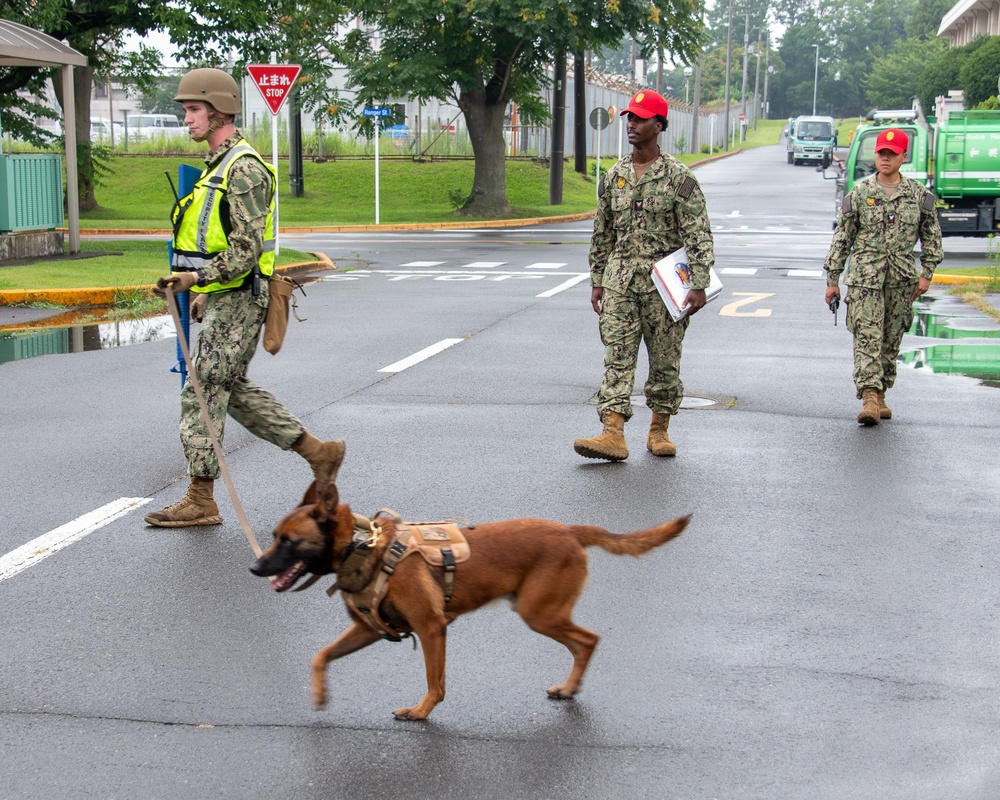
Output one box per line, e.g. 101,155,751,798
126,113,187,141
91,117,124,142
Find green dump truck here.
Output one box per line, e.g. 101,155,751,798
831,103,1000,236
933,110,1000,235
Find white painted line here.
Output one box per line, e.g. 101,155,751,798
728,210,741,217
0,497,152,583
721,267,758,275
379,338,464,373
537,273,590,298
462,261,506,269
787,269,825,278
400,261,446,267
525,262,567,269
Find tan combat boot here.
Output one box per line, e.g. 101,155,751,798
292,432,346,491
647,412,677,457
573,411,629,461
877,390,892,420
857,388,880,426
145,477,223,527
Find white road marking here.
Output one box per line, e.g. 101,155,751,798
461,261,507,269
728,210,741,217
536,273,590,297
0,498,152,583
525,262,567,269
400,261,446,267
720,267,758,275
787,269,825,278
379,338,465,373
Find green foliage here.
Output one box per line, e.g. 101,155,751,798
139,77,183,115
864,37,948,110
959,37,1000,108
918,44,968,113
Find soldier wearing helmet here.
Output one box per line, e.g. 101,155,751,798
147,67,345,529
574,89,715,462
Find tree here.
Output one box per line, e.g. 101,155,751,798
0,0,348,210
864,37,948,110
334,0,707,217
959,36,1000,108
905,0,954,40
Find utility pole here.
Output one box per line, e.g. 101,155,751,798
574,51,586,174
752,29,762,130
723,0,734,151
740,12,749,142
549,55,566,205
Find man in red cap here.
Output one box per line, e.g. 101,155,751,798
823,126,943,425
575,89,715,460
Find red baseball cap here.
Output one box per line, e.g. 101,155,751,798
621,90,669,119
875,127,908,154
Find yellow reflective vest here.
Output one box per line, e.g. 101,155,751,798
171,140,276,293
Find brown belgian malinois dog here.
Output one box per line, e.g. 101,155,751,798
250,482,690,721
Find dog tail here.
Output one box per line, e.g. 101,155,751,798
571,515,690,557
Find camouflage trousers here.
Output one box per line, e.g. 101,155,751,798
180,288,304,479
845,283,915,399
596,272,690,420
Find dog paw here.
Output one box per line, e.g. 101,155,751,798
393,707,429,721
546,685,576,700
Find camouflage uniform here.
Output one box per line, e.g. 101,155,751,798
824,175,942,397
179,131,304,478
589,152,715,419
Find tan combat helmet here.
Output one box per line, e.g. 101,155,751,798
174,68,241,115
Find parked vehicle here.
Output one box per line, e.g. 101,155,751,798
787,115,837,165
126,113,187,141
826,98,1000,236
90,117,124,142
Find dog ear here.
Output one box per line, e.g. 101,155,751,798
302,480,318,507
313,482,340,523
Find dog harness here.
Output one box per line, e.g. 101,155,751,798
336,510,471,642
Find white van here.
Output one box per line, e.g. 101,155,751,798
91,117,124,142
126,113,187,141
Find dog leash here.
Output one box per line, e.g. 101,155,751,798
165,287,263,558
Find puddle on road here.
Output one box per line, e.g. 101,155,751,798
1,309,175,365
901,296,1000,384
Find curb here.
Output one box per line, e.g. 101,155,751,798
0,149,745,308
0,256,335,308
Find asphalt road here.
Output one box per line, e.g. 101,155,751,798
2,144,999,799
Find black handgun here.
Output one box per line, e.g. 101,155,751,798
829,296,840,326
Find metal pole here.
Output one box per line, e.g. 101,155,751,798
740,13,749,141
723,0,734,151
813,44,820,116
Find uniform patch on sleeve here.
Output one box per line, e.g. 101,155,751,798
842,195,853,215
921,191,935,212
598,175,606,196
678,177,696,199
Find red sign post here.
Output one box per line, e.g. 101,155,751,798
246,64,302,116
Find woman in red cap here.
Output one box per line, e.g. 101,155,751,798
823,126,943,425
575,89,715,460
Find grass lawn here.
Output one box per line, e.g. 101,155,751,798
0,240,315,291
3,122,786,295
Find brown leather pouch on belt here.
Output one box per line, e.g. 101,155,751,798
263,275,297,354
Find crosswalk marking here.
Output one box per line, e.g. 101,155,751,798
721,267,758,275
787,269,825,278
461,261,507,269
400,260,446,267
525,262,567,269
